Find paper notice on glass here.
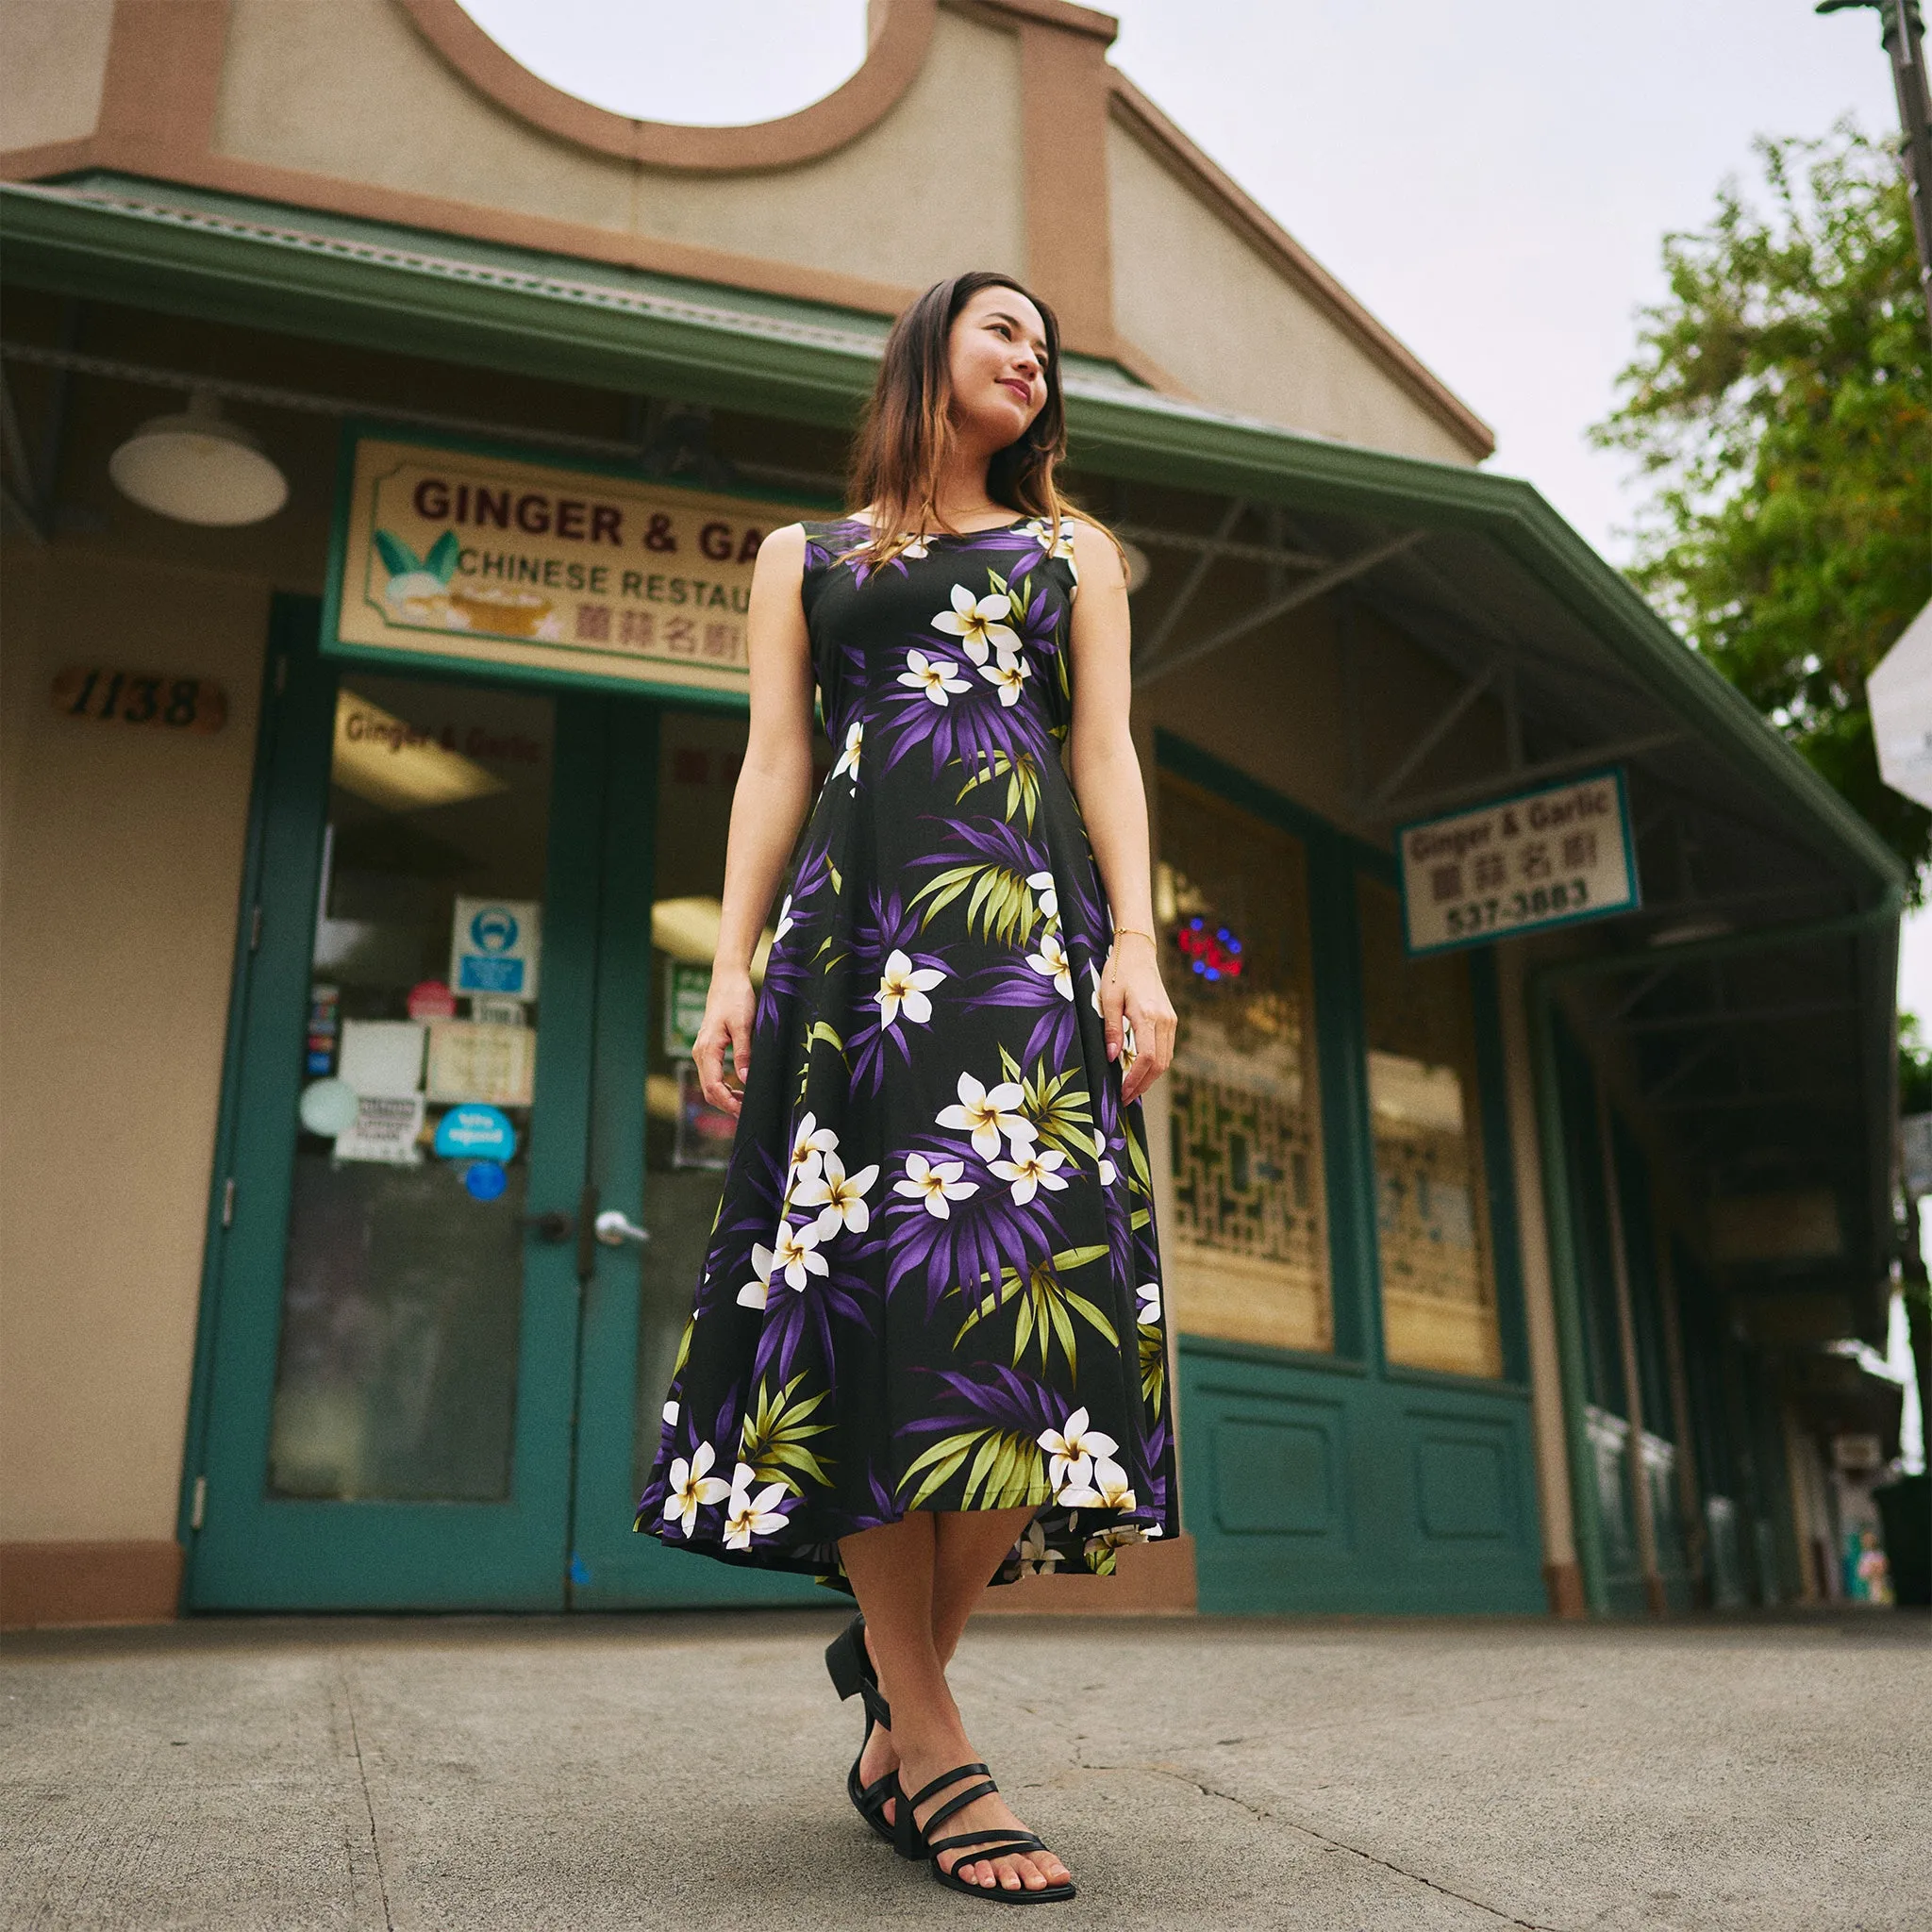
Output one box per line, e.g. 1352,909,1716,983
425,1021,538,1107
470,994,526,1027
338,1019,425,1097
334,1092,425,1164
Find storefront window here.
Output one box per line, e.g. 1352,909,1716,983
269,675,553,1500
1157,771,1330,1352
1357,878,1502,1378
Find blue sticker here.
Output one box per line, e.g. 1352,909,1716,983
435,1103,517,1162
457,955,526,994
462,1158,508,1202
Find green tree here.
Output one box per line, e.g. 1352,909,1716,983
1591,123,1932,885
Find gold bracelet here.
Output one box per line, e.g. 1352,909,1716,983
1112,925,1157,944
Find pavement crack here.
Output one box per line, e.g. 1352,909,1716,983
338,1662,396,1932
1076,1752,1562,1931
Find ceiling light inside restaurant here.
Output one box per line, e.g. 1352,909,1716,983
108,387,289,525
653,895,774,983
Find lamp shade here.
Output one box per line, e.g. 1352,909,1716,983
108,388,288,526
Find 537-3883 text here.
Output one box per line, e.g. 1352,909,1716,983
1443,877,1591,937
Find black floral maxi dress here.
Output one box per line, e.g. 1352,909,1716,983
635,513,1177,1591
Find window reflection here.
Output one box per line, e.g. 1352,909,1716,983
1357,879,1501,1378
1157,772,1330,1353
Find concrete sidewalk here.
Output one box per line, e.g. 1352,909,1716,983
2,1609,1924,1931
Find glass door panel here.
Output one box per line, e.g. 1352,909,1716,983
1357,878,1503,1377
1156,771,1330,1352
568,703,827,1607
191,611,600,1612
266,675,553,1502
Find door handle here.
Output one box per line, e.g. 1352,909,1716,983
594,1208,650,1247
519,1209,573,1244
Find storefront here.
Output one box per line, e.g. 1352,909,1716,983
1,0,1906,1624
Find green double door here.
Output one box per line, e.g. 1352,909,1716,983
188,598,816,1611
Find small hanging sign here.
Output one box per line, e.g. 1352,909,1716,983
1396,769,1640,956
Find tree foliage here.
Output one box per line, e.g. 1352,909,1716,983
1591,124,1932,884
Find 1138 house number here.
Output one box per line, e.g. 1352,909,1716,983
52,667,227,733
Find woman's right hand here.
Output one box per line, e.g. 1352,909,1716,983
693,969,757,1116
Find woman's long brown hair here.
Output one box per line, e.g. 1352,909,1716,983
844,269,1088,571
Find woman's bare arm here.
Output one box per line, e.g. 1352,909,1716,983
1064,520,1176,1106
693,523,818,1115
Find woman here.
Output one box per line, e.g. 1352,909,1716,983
636,270,1178,1904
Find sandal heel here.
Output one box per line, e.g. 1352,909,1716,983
824,1621,867,1703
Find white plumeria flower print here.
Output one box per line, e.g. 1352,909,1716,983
1023,515,1077,561
1137,1281,1161,1326
979,654,1030,706
792,1151,879,1239
1038,1407,1118,1497
876,948,944,1027
1080,1456,1138,1512
789,1112,839,1174
990,1144,1069,1205
932,583,1020,664
1016,1518,1063,1576
832,718,862,788
893,1151,978,1218
662,1399,679,1426
737,1241,779,1311
937,1070,1038,1159
723,1462,790,1549
662,1441,730,1536
899,648,971,706
1098,1157,1118,1187
773,892,794,943
1089,963,1104,1013
1026,928,1074,1000
772,1219,827,1290
1026,870,1058,926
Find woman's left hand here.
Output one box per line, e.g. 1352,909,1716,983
1100,938,1176,1106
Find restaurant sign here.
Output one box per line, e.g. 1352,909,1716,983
324,429,814,701
1396,769,1640,957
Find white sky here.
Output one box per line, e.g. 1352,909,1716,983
464,1,1928,997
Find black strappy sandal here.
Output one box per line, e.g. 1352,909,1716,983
898,1761,1077,1904
824,1613,905,1851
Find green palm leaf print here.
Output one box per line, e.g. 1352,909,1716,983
954,748,1042,831
909,860,1038,946
900,1426,1051,1512
740,1374,832,1493
1000,1048,1096,1164
951,1242,1116,1381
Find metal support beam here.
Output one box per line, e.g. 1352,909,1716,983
1369,728,1688,823
1114,517,1324,575
1363,661,1500,811
1618,997,1859,1037
1133,496,1248,669
1134,527,1424,689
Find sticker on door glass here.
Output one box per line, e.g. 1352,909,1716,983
434,1103,518,1162
337,1018,425,1097
336,1092,426,1164
425,1021,537,1107
451,896,541,1001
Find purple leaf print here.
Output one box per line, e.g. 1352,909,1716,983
963,954,1079,1068
896,1359,1068,1446
878,1134,1066,1315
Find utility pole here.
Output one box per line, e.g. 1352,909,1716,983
1819,0,1932,341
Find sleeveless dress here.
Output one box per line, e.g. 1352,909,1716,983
634,513,1177,1591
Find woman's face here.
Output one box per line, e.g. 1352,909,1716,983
946,285,1049,454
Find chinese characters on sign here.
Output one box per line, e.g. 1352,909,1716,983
325,431,815,699
1396,770,1639,956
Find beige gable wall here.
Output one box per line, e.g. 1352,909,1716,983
0,0,115,151
214,0,1025,294
1108,120,1477,467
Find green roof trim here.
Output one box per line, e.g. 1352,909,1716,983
0,175,1903,893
